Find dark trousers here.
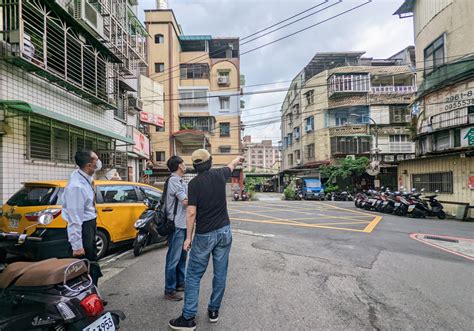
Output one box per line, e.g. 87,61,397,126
70,218,103,286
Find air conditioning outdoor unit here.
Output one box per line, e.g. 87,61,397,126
217,76,230,85
296,159,302,165
128,96,143,112
69,0,105,40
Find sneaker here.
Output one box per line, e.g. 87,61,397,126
208,310,219,323
164,291,183,301
176,285,185,292
169,315,196,330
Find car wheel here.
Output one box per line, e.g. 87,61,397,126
96,230,109,260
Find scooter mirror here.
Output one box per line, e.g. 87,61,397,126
38,213,54,225
435,189,439,193
421,188,425,192
143,198,152,208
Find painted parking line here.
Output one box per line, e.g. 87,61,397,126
229,202,382,234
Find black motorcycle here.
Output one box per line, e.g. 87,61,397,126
133,200,168,257
0,232,125,330
424,193,446,219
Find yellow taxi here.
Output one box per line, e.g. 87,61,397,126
0,180,162,259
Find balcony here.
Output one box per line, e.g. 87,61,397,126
419,107,472,134
328,74,370,98
329,125,369,137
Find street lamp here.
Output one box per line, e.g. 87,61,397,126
350,113,378,160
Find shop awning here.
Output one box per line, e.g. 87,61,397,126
0,100,135,145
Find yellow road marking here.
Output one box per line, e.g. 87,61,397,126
231,218,370,227
362,216,383,233
230,218,368,232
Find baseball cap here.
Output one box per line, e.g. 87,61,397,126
191,149,211,164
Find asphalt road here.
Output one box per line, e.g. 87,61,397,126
100,198,474,330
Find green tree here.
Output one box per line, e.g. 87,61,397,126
320,157,369,187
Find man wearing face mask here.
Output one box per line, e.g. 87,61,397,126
62,150,103,285
164,156,189,301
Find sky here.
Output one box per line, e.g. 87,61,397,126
138,0,414,145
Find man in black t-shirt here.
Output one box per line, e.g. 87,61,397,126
169,149,244,330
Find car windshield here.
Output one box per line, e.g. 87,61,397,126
7,186,59,207
306,181,321,188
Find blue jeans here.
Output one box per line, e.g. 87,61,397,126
165,228,187,294
183,225,232,319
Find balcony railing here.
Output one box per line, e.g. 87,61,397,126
419,108,472,134
371,86,417,94
389,142,414,153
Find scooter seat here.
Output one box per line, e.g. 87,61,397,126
0,258,88,289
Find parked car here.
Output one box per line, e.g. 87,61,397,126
0,180,162,260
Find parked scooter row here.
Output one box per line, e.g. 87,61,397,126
326,191,353,201
354,188,446,219
0,216,125,330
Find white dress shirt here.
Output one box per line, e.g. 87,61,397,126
62,169,97,250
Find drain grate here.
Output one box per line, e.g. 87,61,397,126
424,236,459,243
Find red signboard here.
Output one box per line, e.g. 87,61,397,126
140,111,164,127
469,176,474,190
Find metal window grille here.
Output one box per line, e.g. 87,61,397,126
412,172,453,193
28,116,112,163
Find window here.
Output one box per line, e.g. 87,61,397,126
305,144,315,159
292,104,300,115
389,135,409,143
433,130,450,151
155,62,165,73
220,122,230,137
294,150,301,161
180,64,210,79
335,113,348,126
330,136,371,154
453,128,461,148
28,117,112,164
424,35,445,75
154,34,164,44
412,172,453,193
390,105,409,124
99,185,139,203
288,154,293,166
179,89,208,105
156,151,166,162
179,117,214,132
287,113,293,126
219,97,230,110
305,116,314,132
142,188,162,204
304,90,314,105
219,146,231,153
7,186,59,207
293,127,300,140
155,125,165,132
287,133,293,146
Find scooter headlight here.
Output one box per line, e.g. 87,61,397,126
134,219,147,228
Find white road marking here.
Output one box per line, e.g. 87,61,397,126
232,229,275,238
100,267,126,283
100,249,132,268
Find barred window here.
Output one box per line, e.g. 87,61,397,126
28,117,112,163
412,172,453,193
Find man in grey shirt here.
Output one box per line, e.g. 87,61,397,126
164,156,188,301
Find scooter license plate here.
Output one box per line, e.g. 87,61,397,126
408,205,415,212
83,312,115,331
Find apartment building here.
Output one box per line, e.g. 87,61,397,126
281,49,416,188
145,5,241,177
242,136,279,172
0,0,149,203
395,0,474,215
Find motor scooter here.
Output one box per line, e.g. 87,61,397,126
133,199,168,257
0,214,125,330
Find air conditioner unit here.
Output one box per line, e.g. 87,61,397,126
217,76,230,85
128,96,143,112
296,159,302,165
346,155,356,160
384,155,395,162
70,0,105,40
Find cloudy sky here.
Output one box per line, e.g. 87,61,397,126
138,0,414,144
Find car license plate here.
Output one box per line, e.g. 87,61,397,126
8,218,19,229
408,205,415,212
83,313,115,331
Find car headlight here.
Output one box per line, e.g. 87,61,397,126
134,219,147,228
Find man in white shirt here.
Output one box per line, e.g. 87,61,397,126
62,150,103,285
